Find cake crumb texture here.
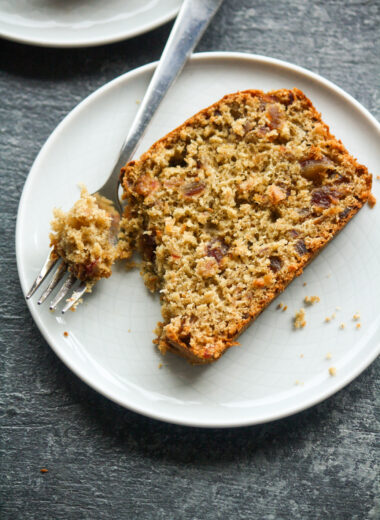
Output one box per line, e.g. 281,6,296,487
119,88,372,364
50,185,120,288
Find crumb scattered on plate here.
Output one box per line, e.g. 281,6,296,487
326,352,332,360
356,323,361,329
368,193,376,207
353,313,360,321
325,312,337,322
63,331,69,337
340,323,345,329
294,308,306,329
328,367,337,376
304,295,320,305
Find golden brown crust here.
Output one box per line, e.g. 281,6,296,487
120,88,372,364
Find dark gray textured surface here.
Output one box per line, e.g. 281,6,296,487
1,1,379,518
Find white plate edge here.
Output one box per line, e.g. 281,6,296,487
0,4,180,48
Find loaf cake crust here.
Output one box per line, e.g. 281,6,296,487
119,88,372,364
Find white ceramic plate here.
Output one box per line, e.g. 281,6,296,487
17,52,380,427
0,0,181,48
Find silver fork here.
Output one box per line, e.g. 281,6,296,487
26,0,223,314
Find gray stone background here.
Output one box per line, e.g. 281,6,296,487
1,1,379,518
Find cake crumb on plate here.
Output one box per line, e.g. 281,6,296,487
368,193,376,207
329,367,337,376
304,295,320,305
294,308,306,329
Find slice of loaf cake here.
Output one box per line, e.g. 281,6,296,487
119,88,372,364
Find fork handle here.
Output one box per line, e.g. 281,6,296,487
102,0,223,200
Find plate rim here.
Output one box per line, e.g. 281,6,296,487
0,1,180,48
16,51,380,428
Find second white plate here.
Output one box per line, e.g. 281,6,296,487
17,52,380,427
0,0,181,47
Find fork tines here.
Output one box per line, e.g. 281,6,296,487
26,252,58,300
26,251,87,313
